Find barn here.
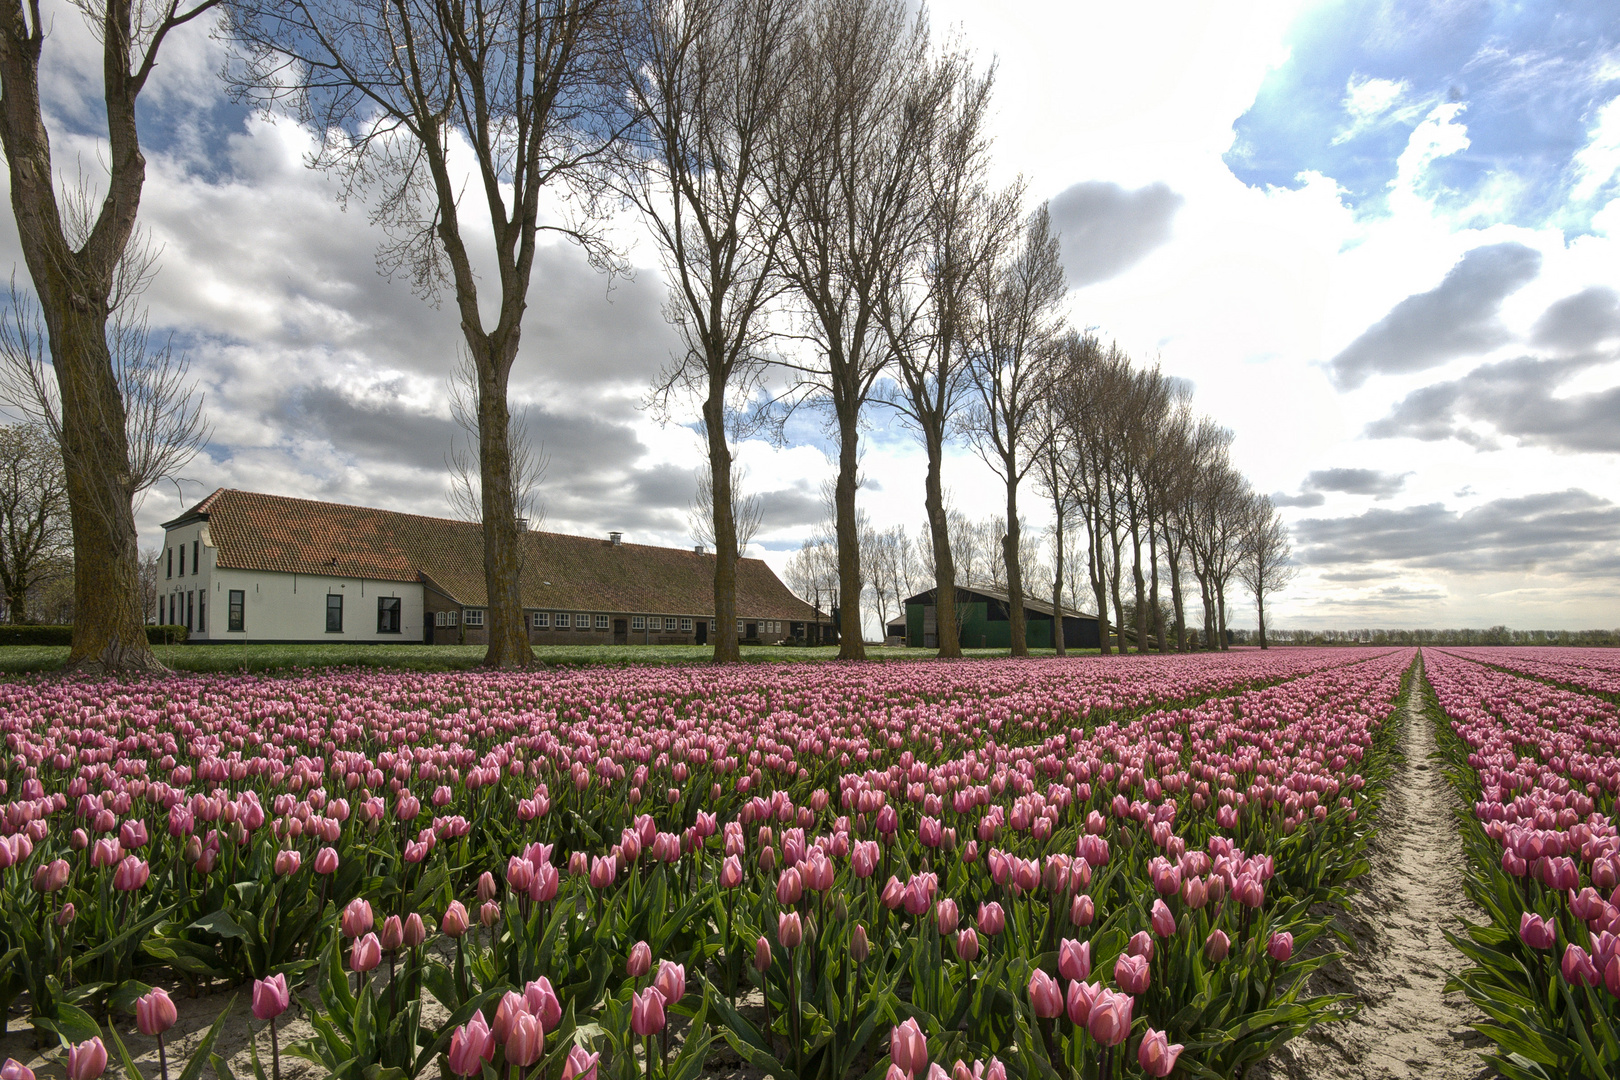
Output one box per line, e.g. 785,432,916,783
158,489,828,646
901,586,1100,649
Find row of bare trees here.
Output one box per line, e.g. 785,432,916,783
0,0,1294,669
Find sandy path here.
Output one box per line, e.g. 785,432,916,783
1254,660,1492,1080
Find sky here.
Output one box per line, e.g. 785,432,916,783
3,0,1618,633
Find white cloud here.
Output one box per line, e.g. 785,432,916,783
1571,94,1620,204
1331,73,1415,145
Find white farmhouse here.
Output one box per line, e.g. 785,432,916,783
159,489,828,646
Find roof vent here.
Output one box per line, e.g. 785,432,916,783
515,517,528,531
693,544,706,555
609,531,622,546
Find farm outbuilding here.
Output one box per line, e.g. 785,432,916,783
902,586,1100,650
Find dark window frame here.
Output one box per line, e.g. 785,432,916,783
178,546,185,576
228,590,245,633
192,540,200,574
197,595,205,633
377,596,402,634
166,548,172,578
326,594,344,633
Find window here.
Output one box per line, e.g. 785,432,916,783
664,617,678,631
680,618,692,631
737,620,743,634
159,596,166,624
227,591,244,633
197,596,205,633
166,548,172,578
710,620,716,632
378,596,402,633
193,540,200,573
186,591,194,631
178,545,185,576
434,611,445,627
594,615,609,630
446,610,458,626
326,594,344,633
556,612,571,629
631,616,645,630
463,609,485,627
534,611,550,629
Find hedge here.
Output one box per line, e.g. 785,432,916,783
0,624,188,646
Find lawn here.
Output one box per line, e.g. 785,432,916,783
0,641,1097,674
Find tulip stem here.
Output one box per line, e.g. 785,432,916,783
157,1033,169,1080
269,1016,281,1080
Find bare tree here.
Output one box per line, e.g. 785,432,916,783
768,0,943,659
880,51,1019,660
626,0,801,662
0,423,69,622
1029,348,1077,655
0,0,218,670
964,203,1065,656
1238,493,1296,649
227,0,631,668
138,545,161,623
690,463,763,556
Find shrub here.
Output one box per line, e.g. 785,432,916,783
0,624,188,646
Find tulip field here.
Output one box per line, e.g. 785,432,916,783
1427,648,1620,1079
0,647,1420,1080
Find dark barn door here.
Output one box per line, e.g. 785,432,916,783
613,619,628,645
695,620,708,645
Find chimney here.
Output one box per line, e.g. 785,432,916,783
515,517,528,532
693,544,706,555
609,531,622,546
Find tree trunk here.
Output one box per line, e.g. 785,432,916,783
1166,537,1187,652
833,396,865,660
704,390,741,662
0,0,162,672
1256,587,1268,649
1128,515,1147,654
476,350,533,669
1050,501,1065,657
1003,462,1026,657
1147,520,1166,654
1215,577,1229,651
1087,507,1111,656
923,422,960,658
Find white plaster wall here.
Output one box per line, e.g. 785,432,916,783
202,569,425,642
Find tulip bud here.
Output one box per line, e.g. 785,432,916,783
136,987,178,1036
251,974,291,1021
1,1059,37,1080
477,871,498,902
350,932,382,973
342,898,373,938
66,1039,107,1080
314,846,340,875
1205,928,1231,963
1266,931,1294,964
403,913,428,948
851,923,870,962
380,914,404,952
778,910,803,948
754,935,773,972
954,928,979,962
442,901,470,938
1137,1027,1185,1078
1027,970,1063,1018
627,941,652,978
630,988,666,1037
480,900,501,928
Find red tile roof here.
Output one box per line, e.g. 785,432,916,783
166,489,823,622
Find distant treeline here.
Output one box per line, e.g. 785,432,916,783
1246,628,1620,647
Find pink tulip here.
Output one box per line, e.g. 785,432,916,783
851,923,871,962
1058,939,1091,982
627,941,652,977
350,932,382,973
1564,944,1601,987
1206,929,1231,962
252,973,291,1020
655,961,686,1005
1151,899,1176,938
630,987,666,1036
33,858,69,893
493,991,527,1044
1070,893,1095,927
66,1039,107,1080
890,1018,928,1078
1115,953,1151,995
1,1059,36,1080
447,1015,495,1076
977,902,1005,936
1137,1027,1185,1077
136,987,178,1036
720,854,744,888
1066,979,1099,1026
525,978,563,1030
506,1012,544,1067
779,910,803,948
380,915,404,952
955,928,980,961
1027,969,1063,1018
754,936,772,971
1086,989,1133,1046
342,898,374,938
442,901,469,938
314,847,340,875
112,856,149,891
1521,913,1556,950
777,867,803,905
480,901,500,928
936,898,959,935
1267,931,1294,963
561,1046,601,1080
403,913,428,948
